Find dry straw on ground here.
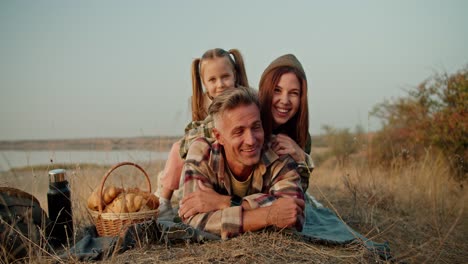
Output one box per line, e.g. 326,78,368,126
1,150,466,263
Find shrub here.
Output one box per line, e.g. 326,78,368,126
321,125,362,167
371,65,467,180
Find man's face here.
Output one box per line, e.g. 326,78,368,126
213,104,264,178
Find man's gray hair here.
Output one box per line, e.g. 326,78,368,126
208,86,260,120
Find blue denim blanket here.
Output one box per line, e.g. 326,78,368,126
297,194,392,260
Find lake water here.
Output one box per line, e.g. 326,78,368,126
0,150,169,171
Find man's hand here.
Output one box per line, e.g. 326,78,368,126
271,134,306,163
266,197,304,229
179,181,230,219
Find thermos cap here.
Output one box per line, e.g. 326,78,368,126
49,169,67,182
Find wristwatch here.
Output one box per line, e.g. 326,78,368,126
230,195,242,207
296,161,310,175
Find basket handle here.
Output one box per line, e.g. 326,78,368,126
97,161,151,213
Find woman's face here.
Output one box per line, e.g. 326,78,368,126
271,72,301,128
201,57,236,98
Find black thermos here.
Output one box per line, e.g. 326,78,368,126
47,169,73,246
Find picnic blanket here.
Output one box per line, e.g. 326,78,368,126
60,195,392,261
297,194,391,259
58,219,220,261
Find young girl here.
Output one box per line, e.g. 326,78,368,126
158,48,249,220
258,54,314,192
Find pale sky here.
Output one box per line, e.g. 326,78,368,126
1,0,467,140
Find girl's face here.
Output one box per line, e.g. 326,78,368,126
271,72,301,128
201,57,236,98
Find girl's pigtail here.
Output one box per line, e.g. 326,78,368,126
229,49,249,87
191,58,206,121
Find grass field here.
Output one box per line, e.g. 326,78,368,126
1,147,467,263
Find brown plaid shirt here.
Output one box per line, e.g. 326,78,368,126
179,115,315,191
181,137,305,239
179,115,215,159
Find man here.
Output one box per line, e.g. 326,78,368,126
178,86,304,239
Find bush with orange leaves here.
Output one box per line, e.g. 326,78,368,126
370,65,467,180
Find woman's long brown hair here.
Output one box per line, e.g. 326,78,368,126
259,67,309,149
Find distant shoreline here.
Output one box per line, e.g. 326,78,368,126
0,136,181,151
0,134,329,151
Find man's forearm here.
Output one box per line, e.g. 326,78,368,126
242,197,304,232
242,206,270,232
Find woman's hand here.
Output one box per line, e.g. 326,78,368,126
271,133,306,163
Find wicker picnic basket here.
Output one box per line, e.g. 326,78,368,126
89,161,158,237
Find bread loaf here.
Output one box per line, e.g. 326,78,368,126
103,186,123,204
87,190,103,211
88,185,159,213
87,186,123,211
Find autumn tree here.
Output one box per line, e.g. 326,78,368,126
371,65,467,180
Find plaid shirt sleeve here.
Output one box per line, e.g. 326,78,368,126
298,153,314,191
179,115,215,159
242,155,305,231
181,138,243,240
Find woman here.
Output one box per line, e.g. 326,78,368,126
258,58,392,258
259,54,314,192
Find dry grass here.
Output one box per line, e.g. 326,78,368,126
310,153,467,263
91,231,381,264
1,150,467,263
